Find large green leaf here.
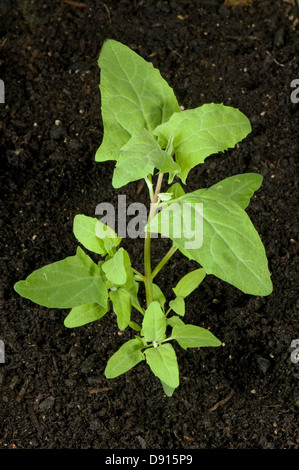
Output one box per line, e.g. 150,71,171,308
145,343,179,389
154,103,252,183
14,247,108,308
146,191,273,296
112,129,180,188
172,324,221,349
64,302,108,328
142,301,167,343
95,39,180,162
105,338,145,378
202,173,263,210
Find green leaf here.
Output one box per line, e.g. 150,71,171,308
160,380,176,397
73,215,107,255
129,321,142,331
64,302,108,328
166,182,185,199
169,296,185,316
14,247,108,309
167,316,185,328
105,338,145,378
173,268,206,298
158,192,173,202
172,324,221,349
154,103,252,183
95,220,121,256
147,191,273,296
95,39,180,162
152,283,166,308
109,287,132,330
128,280,141,307
102,248,131,285
205,173,263,210
112,129,180,188
142,301,167,343
145,343,179,389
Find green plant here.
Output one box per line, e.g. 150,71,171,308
14,40,273,396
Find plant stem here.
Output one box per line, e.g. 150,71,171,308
132,267,145,280
144,173,164,307
145,175,154,201
144,231,152,306
153,173,164,204
151,244,178,279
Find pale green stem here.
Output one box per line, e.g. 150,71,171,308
144,231,152,307
132,267,145,280
145,175,154,201
144,173,164,307
151,245,178,280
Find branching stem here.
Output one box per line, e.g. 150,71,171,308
151,244,178,279
144,173,164,307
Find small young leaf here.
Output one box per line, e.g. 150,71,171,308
145,343,179,389
152,283,166,308
154,103,252,183
104,338,145,379
95,220,121,256
64,302,108,328
128,280,141,308
172,324,221,349
158,192,173,202
173,268,206,298
14,247,108,309
129,321,142,331
95,39,180,162
166,182,185,199
102,248,131,285
169,296,185,316
73,214,106,255
112,129,180,188
167,316,185,328
109,287,132,330
142,301,167,343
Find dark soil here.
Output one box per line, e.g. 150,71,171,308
0,0,298,450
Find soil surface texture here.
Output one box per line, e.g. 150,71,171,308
0,0,298,450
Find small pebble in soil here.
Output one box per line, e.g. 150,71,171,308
256,356,271,374
38,396,55,411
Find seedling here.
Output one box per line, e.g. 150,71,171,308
14,40,273,396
